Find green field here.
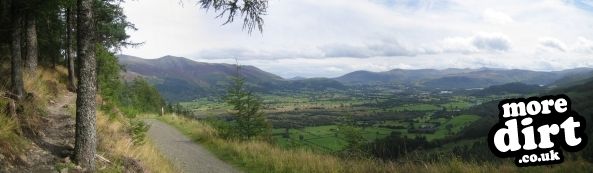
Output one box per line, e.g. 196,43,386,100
273,114,480,151
392,103,440,111
179,89,487,153
273,125,392,152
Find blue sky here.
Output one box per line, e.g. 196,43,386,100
121,0,593,78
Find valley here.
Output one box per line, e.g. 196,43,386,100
175,82,534,153
119,54,593,164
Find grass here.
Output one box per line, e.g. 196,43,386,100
440,101,472,110
0,66,176,172
273,125,391,152
0,101,27,162
157,114,593,173
96,111,177,173
0,67,67,164
393,103,441,112
421,114,481,141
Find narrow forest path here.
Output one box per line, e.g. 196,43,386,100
9,92,76,172
145,119,240,173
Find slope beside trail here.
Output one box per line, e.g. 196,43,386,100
6,92,76,172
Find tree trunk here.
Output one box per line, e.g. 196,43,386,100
66,7,77,91
10,0,23,100
1,0,10,32
74,0,97,171
24,13,37,71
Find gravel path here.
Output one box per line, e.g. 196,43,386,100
145,119,241,173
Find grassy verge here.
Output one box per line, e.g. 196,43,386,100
157,114,593,173
96,111,177,173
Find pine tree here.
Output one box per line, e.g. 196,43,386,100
74,0,97,170
224,64,270,139
10,0,24,100
66,5,77,91
199,0,268,33
24,8,38,71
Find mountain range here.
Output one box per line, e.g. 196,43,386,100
117,55,593,102
118,55,345,101
335,67,593,88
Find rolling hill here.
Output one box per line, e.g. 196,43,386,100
118,55,344,102
119,55,286,101
335,67,593,89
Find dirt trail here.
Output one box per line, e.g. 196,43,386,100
7,92,76,172
145,119,241,173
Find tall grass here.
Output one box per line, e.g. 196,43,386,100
0,67,66,163
97,111,177,172
158,114,593,173
19,67,69,134
0,97,27,162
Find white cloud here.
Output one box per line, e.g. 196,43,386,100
482,9,513,24
471,33,512,52
539,37,568,52
573,37,593,53
121,0,593,78
440,36,478,54
319,39,414,58
436,32,512,54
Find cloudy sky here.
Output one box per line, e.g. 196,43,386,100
120,0,593,78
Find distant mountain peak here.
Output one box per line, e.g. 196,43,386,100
289,76,307,80
158,55,185,60
154,55,196,63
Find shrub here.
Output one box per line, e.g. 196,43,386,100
129,120,150,145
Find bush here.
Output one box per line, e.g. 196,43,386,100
129,120,150,145
203,118,237,139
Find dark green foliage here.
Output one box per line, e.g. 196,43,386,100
93,0,139,50
124,78,165,114
224,65,271,140
97,45,123,104
366,133,430,160
36,0,65,67
130,119,150,145
96,45,164,116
